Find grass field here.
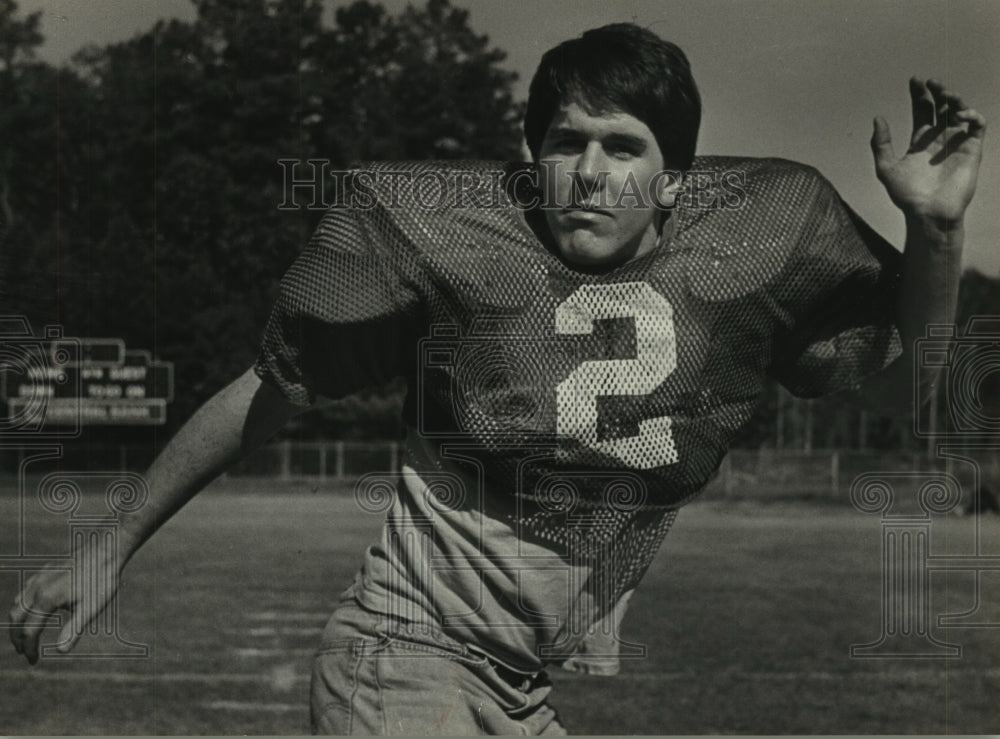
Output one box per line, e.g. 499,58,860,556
1,477,999,735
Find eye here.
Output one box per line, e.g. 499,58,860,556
605,141,641,160
544,133,585,155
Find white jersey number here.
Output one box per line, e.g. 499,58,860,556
555,282,678,469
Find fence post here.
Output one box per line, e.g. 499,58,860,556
389,442,399,472
830,451,840,499
335,441,345,479
319,443,327,481
280,440,291,481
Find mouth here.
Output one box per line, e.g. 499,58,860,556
561,205,612,218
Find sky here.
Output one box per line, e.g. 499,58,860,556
18,0,1000,274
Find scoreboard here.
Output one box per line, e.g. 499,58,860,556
0,323,174,428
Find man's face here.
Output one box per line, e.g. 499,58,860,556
536,101,673,270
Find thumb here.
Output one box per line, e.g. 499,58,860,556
870,116,895,174
56,606,86,653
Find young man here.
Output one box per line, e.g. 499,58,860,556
9,24,986,735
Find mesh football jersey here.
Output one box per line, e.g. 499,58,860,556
256,157,901,673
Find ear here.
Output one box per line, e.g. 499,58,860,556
655,170,684,209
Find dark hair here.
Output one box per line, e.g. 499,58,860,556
524,23,701,170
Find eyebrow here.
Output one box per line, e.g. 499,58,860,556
547,127,649,150
604,133,648,150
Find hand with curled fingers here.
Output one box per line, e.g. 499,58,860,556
871,78,987,228
9,547,122,665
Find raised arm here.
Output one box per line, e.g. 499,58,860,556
858,78,987,414
8,367,308,664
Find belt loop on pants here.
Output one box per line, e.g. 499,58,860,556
466,645,540,693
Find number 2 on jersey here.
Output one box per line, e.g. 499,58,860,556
555,282,679,469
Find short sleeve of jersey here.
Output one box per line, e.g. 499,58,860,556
255,200,423,406
768,168,903,397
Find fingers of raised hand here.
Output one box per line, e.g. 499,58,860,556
925,78,952,122
910,77,935,133
910,78,986,147
955,108,988,139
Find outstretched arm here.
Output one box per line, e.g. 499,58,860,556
8,367,309,664
858,78,987,414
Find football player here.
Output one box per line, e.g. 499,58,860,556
9,23,986,735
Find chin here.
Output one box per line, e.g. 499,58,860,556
563,249,615,269
558,235,628,270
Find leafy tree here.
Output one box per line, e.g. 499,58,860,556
0,0,46,312
5,0,523,435
0,0,41,72
315,0,522,164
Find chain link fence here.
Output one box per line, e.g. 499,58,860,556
3,441,993,503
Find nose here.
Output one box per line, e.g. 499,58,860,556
575,142,603,183
570,142,605,201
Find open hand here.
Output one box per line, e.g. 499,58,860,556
871,78,986,228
